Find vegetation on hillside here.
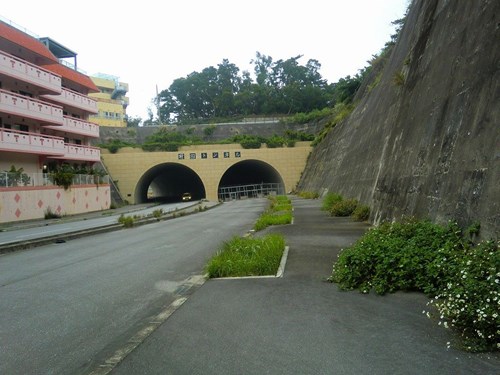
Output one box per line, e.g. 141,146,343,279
99,129,314,153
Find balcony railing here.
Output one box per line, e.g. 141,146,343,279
0,50,62,95
0,172,109,188
43,116,100,138
50,143,101,162
41,87,98,114
0,128,65,155
0,89,64,125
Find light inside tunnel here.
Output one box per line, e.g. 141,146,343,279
136,163,205,203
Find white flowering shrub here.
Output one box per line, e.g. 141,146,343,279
430,240,499,352
330,218,499,352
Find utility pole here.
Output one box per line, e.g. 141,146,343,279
155,84,161,125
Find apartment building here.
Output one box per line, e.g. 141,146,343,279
89,73,129,128
0,19,110,223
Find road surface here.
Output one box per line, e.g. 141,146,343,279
0,199,267,375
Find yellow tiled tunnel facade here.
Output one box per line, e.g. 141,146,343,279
101,142,312,203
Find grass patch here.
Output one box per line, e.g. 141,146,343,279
329,218,499,352
206,234,286,278
254,195,293,231
254,211,293,231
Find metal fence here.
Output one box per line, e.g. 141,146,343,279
218,182,284,201
0,172,109,188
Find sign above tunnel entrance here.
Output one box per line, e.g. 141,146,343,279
177,151,242,160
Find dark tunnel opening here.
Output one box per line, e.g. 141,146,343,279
135,163,206,204
218,160,284,200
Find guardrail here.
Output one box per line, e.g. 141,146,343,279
218,182,284,201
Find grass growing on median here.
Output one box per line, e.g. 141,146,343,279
206,234,286,278
254,195,293,231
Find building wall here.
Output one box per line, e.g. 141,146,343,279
0,185,110,222
89,76,128,128
101,142,312,202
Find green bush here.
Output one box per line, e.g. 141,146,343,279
118,214,134,228
352,204,370,221
321,192,343,211
330,198,358,217
99,139,136,153
329,218,499,352
266,135,285,148
152,209,163,218
206,234,286,278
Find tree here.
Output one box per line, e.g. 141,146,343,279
125,115,142,127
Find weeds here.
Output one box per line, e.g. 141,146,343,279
206,234,286,278
44,207,61,219
118,214,134,228
254,195,293,231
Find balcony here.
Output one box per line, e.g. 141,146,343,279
0,128,65,155
49,143,101,162
0,89,64,125
41,87,98,114
0,172,109,188
0,51,62,95
43,116,100,138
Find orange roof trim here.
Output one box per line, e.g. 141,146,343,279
41,63,99,93
0,21,59,64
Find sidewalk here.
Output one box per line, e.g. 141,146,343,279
108,198,499,375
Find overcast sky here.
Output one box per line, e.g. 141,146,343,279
1,0,409,120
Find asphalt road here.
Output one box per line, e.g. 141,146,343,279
0,198,268,375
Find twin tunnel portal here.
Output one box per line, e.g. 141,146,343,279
101,143,312,204
137,160,285,203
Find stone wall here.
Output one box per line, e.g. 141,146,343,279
297,0,499,239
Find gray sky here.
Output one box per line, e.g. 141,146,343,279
1,0,409,120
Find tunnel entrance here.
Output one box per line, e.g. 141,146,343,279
135,163,205,203
218,160,284,201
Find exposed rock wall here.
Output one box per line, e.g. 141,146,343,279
298,0,499,239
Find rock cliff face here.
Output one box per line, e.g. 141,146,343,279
298,0,499,238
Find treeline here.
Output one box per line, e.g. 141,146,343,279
152,52,366,125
